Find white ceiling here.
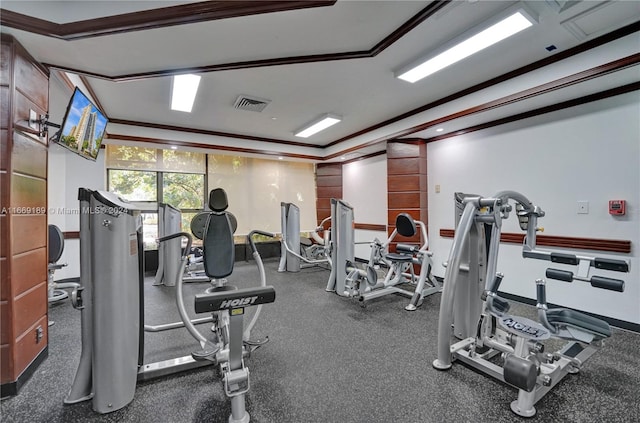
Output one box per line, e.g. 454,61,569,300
1,0,638,161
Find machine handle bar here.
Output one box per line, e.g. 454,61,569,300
158,232,193,258
247,230,276,254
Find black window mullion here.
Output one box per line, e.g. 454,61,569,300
158,172,164,206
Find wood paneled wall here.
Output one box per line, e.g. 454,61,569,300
386,141,427,252
315,163,342,226
1,34,49,396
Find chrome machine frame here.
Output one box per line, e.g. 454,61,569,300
278,201,330,273
433,191,629,417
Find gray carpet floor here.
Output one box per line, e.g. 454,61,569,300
2,258,639,422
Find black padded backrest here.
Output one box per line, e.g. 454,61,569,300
203,212,235,278
48,224,64,264
395,213,417,237
209,188,229,212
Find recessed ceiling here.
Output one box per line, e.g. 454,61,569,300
1,0,637,162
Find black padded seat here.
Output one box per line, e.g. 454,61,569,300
48,225,64,264
385,253,414,262
385,214,419,264
546,308,611,339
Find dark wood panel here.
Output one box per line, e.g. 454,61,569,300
0,41,11,86
13,93,47,143
1,86,9,129
316,198,332,211
439,229,632,254
315,174,342,187
11,132,47,178
11,248,46,298
62,231,80,240
0,344,10,383
0,215,7,257
388,192,421,209
388,174,422,192
11,174,46,209
387,158,426,175
316,163,342,177
11,215,46,254
14,53,48,110
0,302,10,345
317,186,342,201
316,209,331,225
0,129,8,170
12,282,47,340
386,141,425,159
13,313,47,380
0,257,8,301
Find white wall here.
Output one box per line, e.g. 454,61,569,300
427,92,640,324
343,154,388,260
48,79,106,279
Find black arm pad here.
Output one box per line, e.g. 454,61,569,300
550,252,579,265
396,243,418,253
545,268,573,282
590,276,625,292
594,258,629,273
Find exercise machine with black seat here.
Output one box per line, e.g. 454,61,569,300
65,188,276,422
432,191,628,417
343,212,441,310
47,224,79,304
278,201,330,273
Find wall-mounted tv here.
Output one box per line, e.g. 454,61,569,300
55,87,108,161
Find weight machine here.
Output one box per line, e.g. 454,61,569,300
278,202,330,273
432,191,628,417
65,188,275,423
344,213,441,310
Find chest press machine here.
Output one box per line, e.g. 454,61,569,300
65,188,275,423
432,191,628,417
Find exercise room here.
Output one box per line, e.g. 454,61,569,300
1,1,639,422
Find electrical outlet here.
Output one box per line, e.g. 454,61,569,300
435,184,441,193
577,201,589,214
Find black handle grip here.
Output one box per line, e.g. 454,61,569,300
594,258,629,273
545,268,573,282
488,273,504,294
550,252,579,265
590,276,625,292
158,232,193,256
536,283,546,306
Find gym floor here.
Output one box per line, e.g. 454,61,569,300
2,258,639,422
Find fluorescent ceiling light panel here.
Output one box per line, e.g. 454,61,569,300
295,114,342,138
397,10,535,83
171,74,201,112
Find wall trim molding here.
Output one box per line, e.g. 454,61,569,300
354,223,387,232
439,229,632,254
0,1,337,41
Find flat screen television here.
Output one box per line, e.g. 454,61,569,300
55,87,108,161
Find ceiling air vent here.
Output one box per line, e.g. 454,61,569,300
233,95,271,113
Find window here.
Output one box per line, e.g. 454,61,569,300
106,145,318,247
106,145,207,249
108,170,157,202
